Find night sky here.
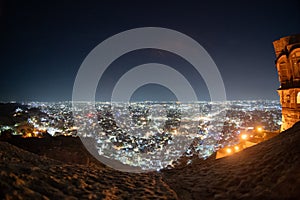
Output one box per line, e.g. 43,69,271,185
1,0,300,102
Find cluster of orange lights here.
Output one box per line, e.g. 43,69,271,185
223,126,264,156
225,145,240,154
224,133,250,154
22,129,47,138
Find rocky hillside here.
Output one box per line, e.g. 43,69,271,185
162,122,300,199
0,141,177,199
1,122,300,199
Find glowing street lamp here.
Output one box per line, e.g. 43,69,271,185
226,148,232,154
257,126,263,132
234,146,239,151
241,134,248,140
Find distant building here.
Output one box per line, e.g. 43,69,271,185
273,34,300,131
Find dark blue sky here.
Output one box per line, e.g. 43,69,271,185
1,0,300,102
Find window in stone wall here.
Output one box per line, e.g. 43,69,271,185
287,94,290,103
279,61,288,82
292,51,300,78
297,92,300,104
291,91,295,103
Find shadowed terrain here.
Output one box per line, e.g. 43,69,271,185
0,140,177,199
162,122,300,200
1,122,300,199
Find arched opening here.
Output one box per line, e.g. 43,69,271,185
291,50,300,78
278,61,288,83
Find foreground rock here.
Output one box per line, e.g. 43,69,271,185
162,122,300,199
0,142,177,199
1,122,300,199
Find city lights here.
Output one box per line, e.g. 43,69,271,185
234,146,239,151
226,148,232,154
0,100,282,170
257,126,263,132
241,134,248,140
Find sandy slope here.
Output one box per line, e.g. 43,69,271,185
162,123,300,200
1,122,300,199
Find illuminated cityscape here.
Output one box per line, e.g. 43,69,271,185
1,0,300,198
0,100,281,170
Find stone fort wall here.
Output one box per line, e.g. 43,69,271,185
273,34,300,131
